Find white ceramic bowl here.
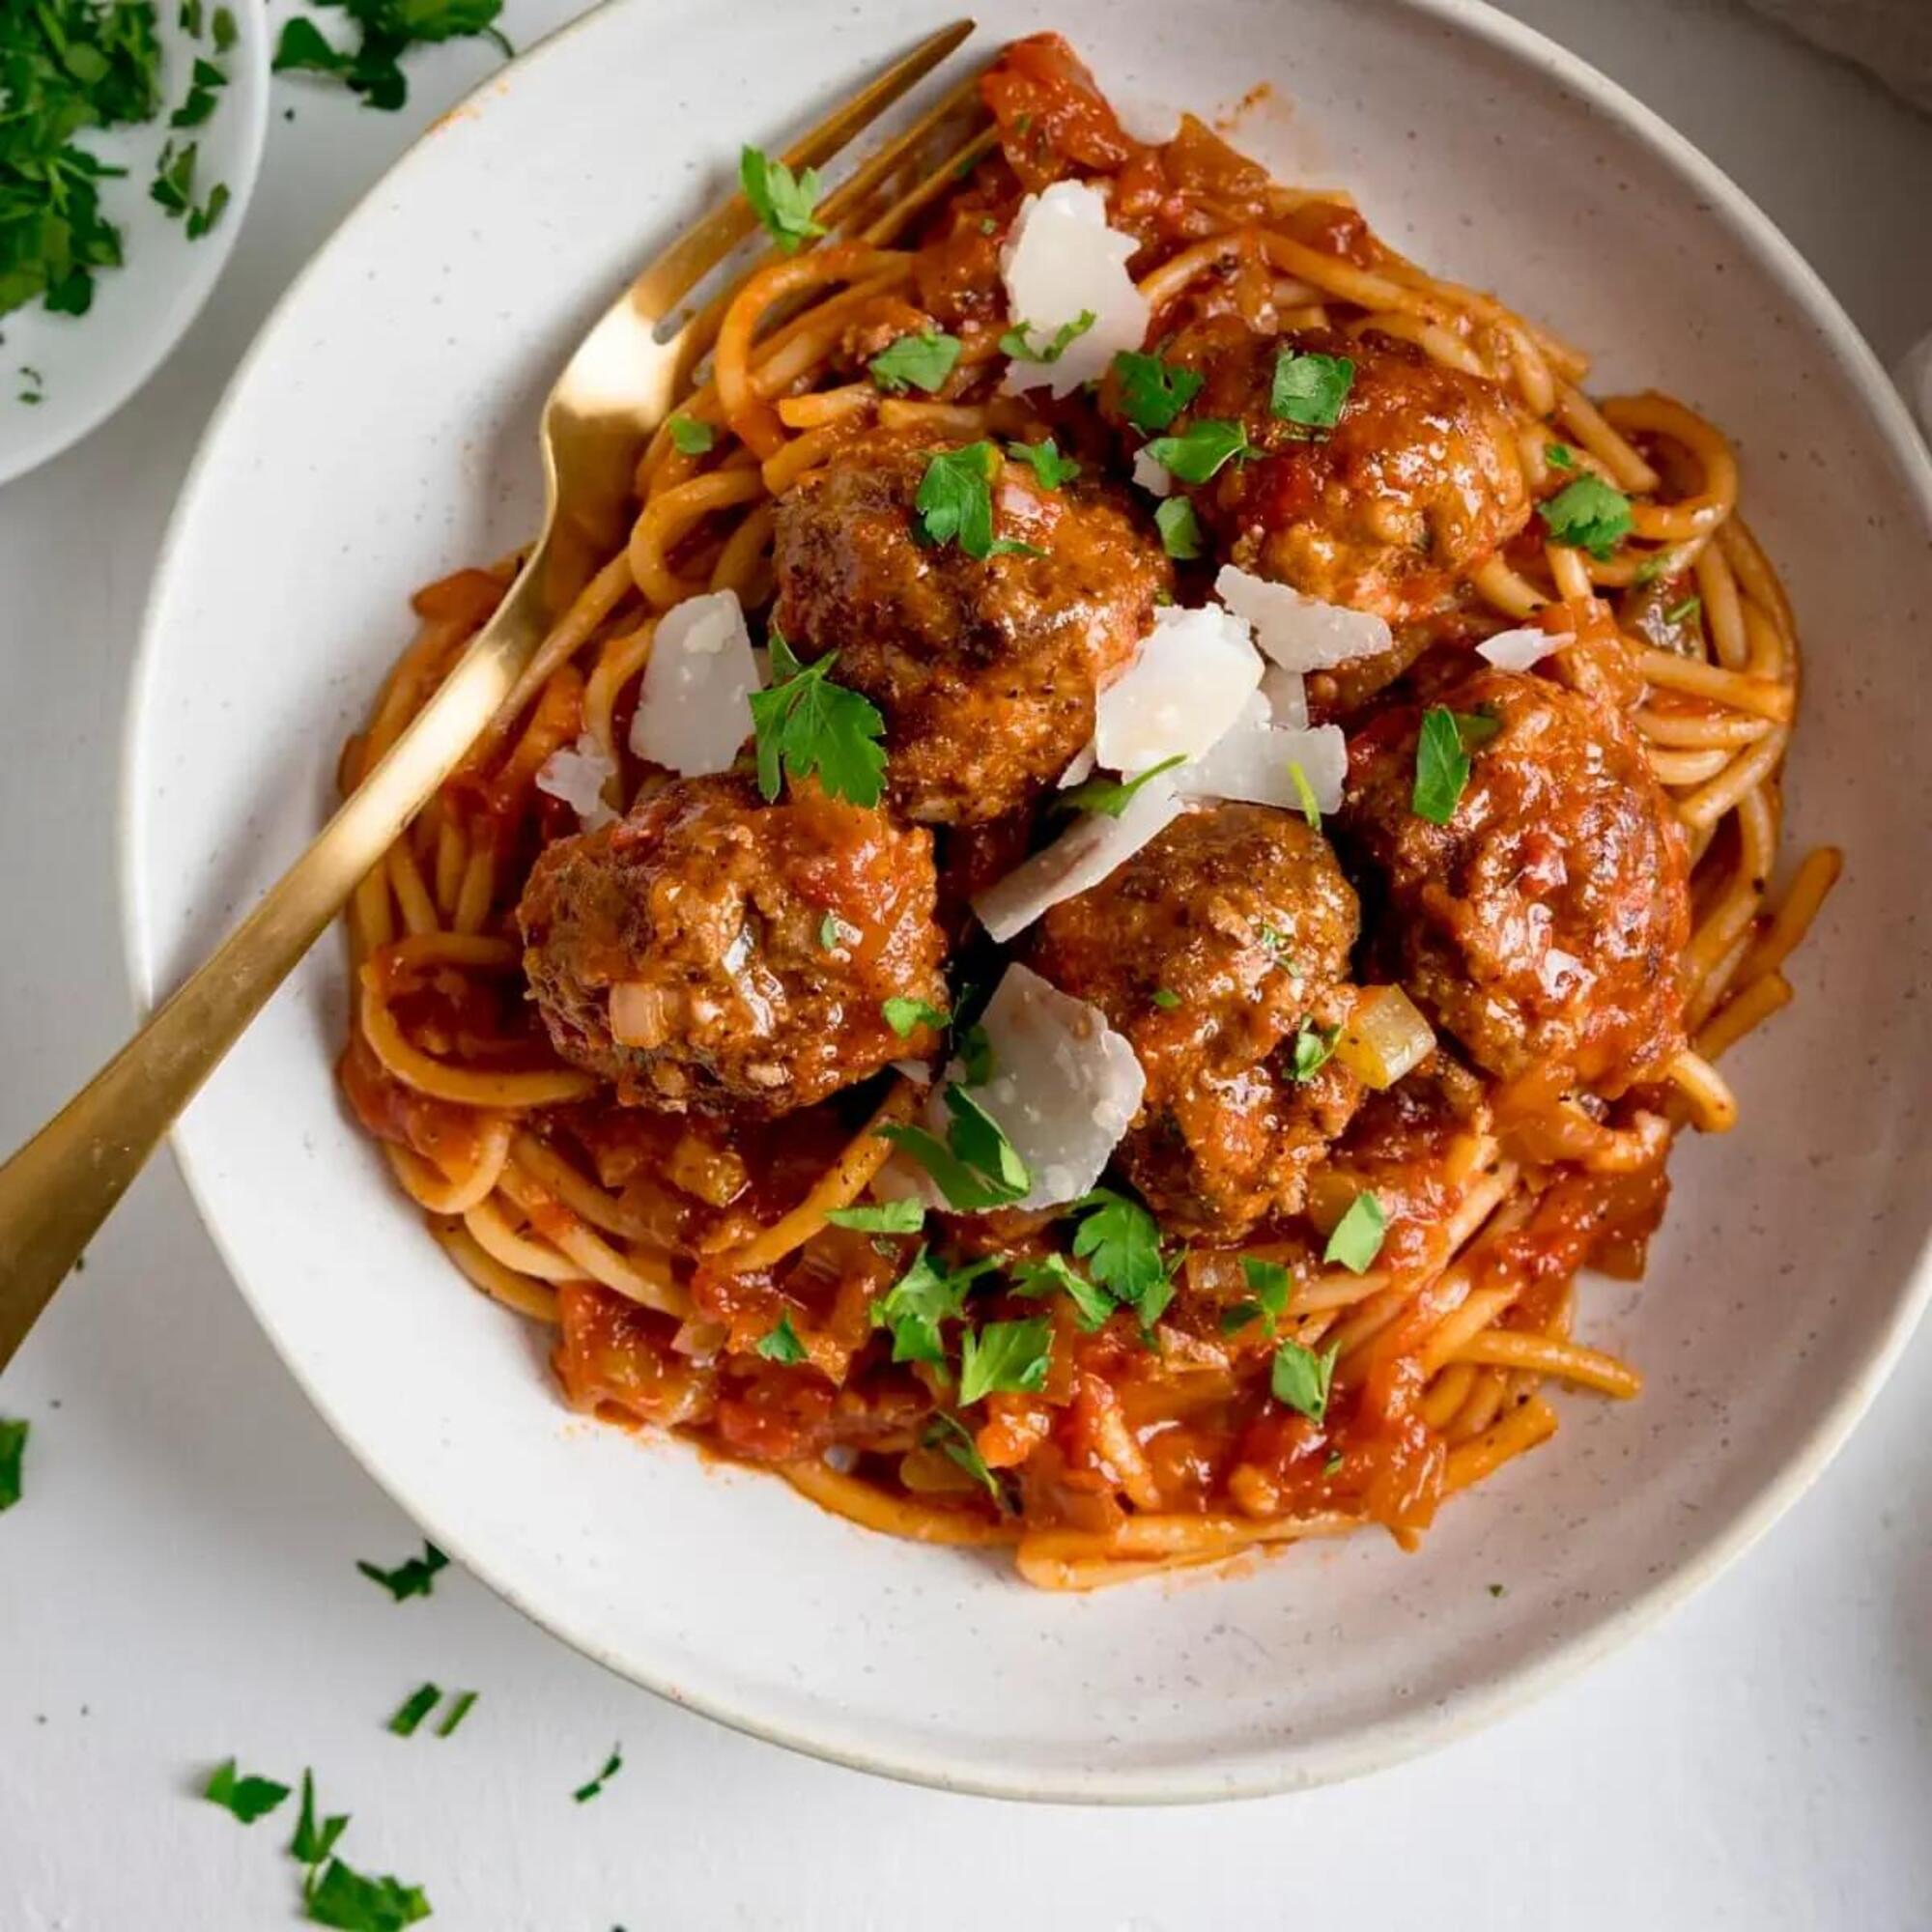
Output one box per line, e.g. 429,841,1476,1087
123,0,1932,1800
0,0,268,486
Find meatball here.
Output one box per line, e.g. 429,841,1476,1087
1340,668,1690,1100
1121,319,1530,622
1032,802,1362,1238
518,774,949,1115
772,433,1171,824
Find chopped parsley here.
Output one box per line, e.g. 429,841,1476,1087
825,1197,924,1235
1545,441,1576,470
211,5,235,49
1006,437,1080,488
999,310,1094,364
754,1314,808,1365
1143,418,1256,484
1323,1448,1345,1476
1323,1191,1387,1274
868,327,961,395
737,144,824,252
879,1088,1031,1213
204,1758,292,1824
881,995,949,1038
1411,706,1496,825
288,1771,349,1873
923,1412,1011,1511
1112,350,1204,432
1289,1023,1339,1082
668,413,714,455
149,136,226,236
386,1685,440,1738
168,54,226,129
958,1317,1053,1405
913,440,1003,557
870,1247,998,1366
0,1417,26,1510
1058,753,1185,819
572,1745,624,1804
272,0,511,114
1664,593,1702,624
1540,472,1633,559
1270,1337,1339,1421
956,1020,994,1086
1488,1581,1507,1598
1288,760,1321,829
1240,1256,1293,1321
435,1691,477,1738
817,912,839,950
1270,349,1353,431
1068,1187,1169,1314
1151,987,1181,1010
749,629,887,807
355,1541,448,1602
1012,1253,1115,1332
1154,495,1204,560
305,1859,432,1929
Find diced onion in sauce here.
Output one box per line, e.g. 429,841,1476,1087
1213,564,1393,671
1335,984,1436,1090
1094,603,1262,777
535,731,619,831
610,981,680,1049
628,587,762,777
1477,625,1573,671
999,181,1151,399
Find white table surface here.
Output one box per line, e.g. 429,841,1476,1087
2,3,1928,1926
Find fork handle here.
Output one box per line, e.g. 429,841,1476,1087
0,565,551,1375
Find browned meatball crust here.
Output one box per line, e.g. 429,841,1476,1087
1117,319,1530,622
1340,668,1690,1101
1032,802,1362,1238
772,433,1171,824
518,774,949,1115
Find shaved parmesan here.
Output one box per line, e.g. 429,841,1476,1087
1178,696,1349,815
536,732,618,832
1094,603,1262,777
999,182,1150,400
1259,661,1310,729
946,964,1145,1208
973,772,1184,943
1478,626,1573,671
1113,94,1181,145
1131,447,1173,497
628,588,761,777
1213,565,1393,671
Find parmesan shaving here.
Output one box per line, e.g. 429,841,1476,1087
1094,603,1262,777
1213,564,1393,671
1478,626,1574,671
535,732,618,832
999,181,1150,399
628,588,761,777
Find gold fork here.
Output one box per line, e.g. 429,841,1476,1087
0,18,978,1374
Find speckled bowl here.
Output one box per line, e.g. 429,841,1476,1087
122,0,1932,1800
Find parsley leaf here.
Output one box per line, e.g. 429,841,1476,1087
1288,760,1321,829
825,1198,924,1235
211,5,235,50
1411,705,1487,824
1270,350,1353,430
1270,1337,1339,1421
881,995,949,1038
1289,1023,1339,1082
386,1685,440,1737
1154,496,1204,560
913,440,1002,557
942,1087,1029,1196
668,413,714,455
1057,753,1186,819
1220,1301,1263,1334
204,1758,292,1824
739,145,823,253
573,1745,623,1804
288,1770,350,1871
1006,438,1080,488
923,1412,1012,1512
749,630,887,807
1151,987,1181,1010
817,912,839,951
1545,441,1576,470
869,327,961,395
869,1247,997,1366
1069,1189,1167,1310
957,1020,994,1085
355,1541,448,1602
1000,310,1095,364
185,179,228,240
1143,418,1256,484
1540,473,1633,559
435,1691,477,1738
306,1858,432,1929
1240,1256,1293,1321
958,1318,1053,1404
754,1314,808,1364
1012,1253,1115,1332
272,0,510,113
1113,351,1204,433
1323,1191,1387,1274
0,1417,26,1511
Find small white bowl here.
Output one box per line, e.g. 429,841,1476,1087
0,0,268,486
124,0,1932,1800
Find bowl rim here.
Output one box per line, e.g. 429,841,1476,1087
0,0,271,488
118,0,1932,1804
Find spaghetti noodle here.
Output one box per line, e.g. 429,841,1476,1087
335,36,1835,1589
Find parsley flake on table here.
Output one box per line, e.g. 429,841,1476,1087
1057,753,1185,819
881,995,949,1038
1270,1336,1339,1421
1323,1191,1387,1274
355,1540,448,1602
667,413,714,455
1112,350,1204,433
168,51,225,128
1012,1252,1115,1332
824,1197,925,1236
386,1684,440,1738
211,4,235,49
573,1745,624,1804
739,144,824,253
1539,472,1633,559
923,1412,1012,1511
754,1313,809,1365
305,1858,432,1930
868,327,961,395
0,1416,27,1510
749,629,887,807
1411,705,1497,824
1154,495,1203,559
1005,437,1079,488
999,309,1094,365
958,1317,1053,1405
870,1247,999,1367
435,1691,477,1738
288,1770,350,1872
204,1757,292,1823
272,0,511,114
1270,348,1353,430
1143,418,1256,484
